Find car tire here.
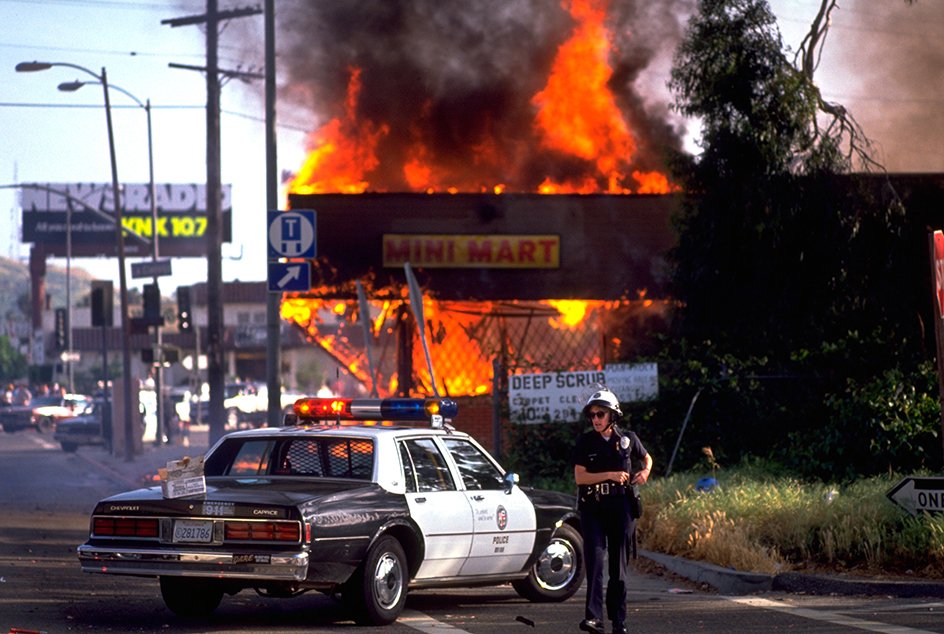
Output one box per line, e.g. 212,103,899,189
36,416,54,434
160,576,223,617
512,523,584,602
348,535,409,626
61,442,78,453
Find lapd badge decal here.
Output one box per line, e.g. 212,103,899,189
620,436,630,450
496,505,508,530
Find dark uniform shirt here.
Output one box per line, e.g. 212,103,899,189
574,426,647,485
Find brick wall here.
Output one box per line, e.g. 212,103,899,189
449,394,507,457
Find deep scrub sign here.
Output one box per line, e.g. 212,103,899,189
508,364,658,424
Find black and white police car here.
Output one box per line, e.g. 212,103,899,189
77,396,584,625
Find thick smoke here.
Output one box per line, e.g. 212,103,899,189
834,0,944,173
275,0,690,191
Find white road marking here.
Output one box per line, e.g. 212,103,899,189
27,433,58,450
400,609,473,633
727,596,940,634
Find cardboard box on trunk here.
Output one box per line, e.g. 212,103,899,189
160,455,206,498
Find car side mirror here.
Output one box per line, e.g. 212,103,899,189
504,472,519,495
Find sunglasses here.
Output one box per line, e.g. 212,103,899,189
588,411,608,420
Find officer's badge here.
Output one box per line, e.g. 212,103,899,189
620,436,630,450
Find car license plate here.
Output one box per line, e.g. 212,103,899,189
173,520,213,543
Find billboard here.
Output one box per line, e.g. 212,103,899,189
20,182,233,258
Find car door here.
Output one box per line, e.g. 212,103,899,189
440,437,537,576
399,437,474,579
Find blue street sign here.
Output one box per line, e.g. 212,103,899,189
267,210,316,259
268,262,311,293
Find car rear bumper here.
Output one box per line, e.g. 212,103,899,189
77,545,309,580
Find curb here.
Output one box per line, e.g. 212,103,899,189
639,550,772,594
76,451,142,490
773,572,944,598
640,550,944,597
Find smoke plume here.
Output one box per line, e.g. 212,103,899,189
273,0,691,192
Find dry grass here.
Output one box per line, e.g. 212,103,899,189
636,466,944,578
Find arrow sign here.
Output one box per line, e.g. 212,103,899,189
886,476,944,515
279,266,301,287
267,262,311,293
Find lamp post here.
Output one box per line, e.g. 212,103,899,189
16,60,136,461
58,80,165,444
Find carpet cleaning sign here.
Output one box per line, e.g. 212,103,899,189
508,364,658,424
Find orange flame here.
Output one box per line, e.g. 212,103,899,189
533,0,634,193
290,68,389,195
287,1,673,195
281,295,613,397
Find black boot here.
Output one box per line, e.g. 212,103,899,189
612,622,627,634
579,619,605,634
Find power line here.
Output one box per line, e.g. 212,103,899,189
0,0,202,9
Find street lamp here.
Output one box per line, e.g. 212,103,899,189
16,60,136,461
57,79,166,445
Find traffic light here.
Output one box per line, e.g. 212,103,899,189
177,286,192,332
54,308,68,350
142,346,180,365
90,281,113,327
143,283,161,320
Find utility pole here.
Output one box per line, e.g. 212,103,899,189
265,0,282,428
163,2,261,445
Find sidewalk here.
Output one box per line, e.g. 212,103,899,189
76,425,211,490
74,431,944,599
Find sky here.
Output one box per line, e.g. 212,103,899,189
1,0,942,301
0,0,310,296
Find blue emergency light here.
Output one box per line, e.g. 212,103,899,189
293,397,458,424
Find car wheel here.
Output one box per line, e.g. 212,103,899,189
349,535,408,625
160,576,223,617
61,442,78,453
512,523,584,602
36,416,54,434
225,408,240,430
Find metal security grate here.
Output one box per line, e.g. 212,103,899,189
283,298,617,397
286,440,324,476
284,438,373,480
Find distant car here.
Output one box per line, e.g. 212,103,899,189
76,396,584,625
0,393,90,434
197,382,307,429
53,400,107,453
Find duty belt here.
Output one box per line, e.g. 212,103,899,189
581,482,627,500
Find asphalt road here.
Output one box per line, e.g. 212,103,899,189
5,428,944,634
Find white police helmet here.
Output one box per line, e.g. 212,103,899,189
583,387,622,418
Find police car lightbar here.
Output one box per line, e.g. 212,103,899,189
293,397,459,424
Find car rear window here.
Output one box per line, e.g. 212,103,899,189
205,437,374,480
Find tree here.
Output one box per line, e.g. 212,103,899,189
665,0,913,365
0,335,27,385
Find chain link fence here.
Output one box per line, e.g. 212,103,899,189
282,296,671,398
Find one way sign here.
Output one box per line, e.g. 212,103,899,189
886,477,944,515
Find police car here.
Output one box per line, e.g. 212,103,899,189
77,397,584,625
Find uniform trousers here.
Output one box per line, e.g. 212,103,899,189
580,495,634,624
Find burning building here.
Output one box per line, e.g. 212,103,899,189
272,0,687,405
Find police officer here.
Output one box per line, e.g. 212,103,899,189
573,388,652,634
